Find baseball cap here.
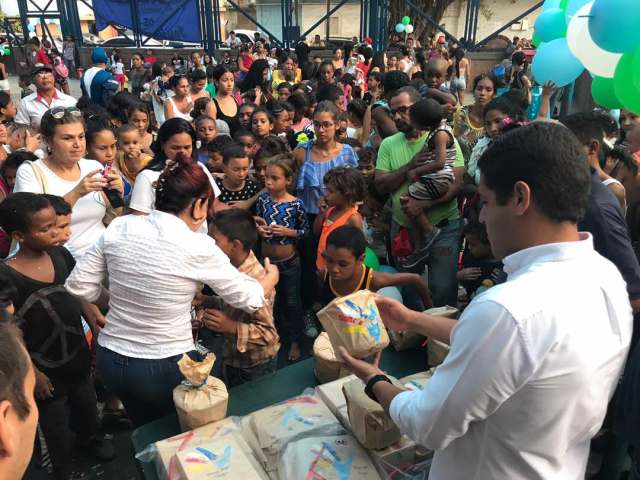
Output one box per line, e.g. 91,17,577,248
31,64,54,77
91,47,109,64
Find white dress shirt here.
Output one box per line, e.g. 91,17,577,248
390,234,632,480
65,211,266,359
15,88,77,129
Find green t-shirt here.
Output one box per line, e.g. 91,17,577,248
206,83,216,98
376,131,464,228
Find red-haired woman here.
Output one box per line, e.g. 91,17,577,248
66,152,279,426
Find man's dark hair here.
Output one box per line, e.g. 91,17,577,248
561,112,605,147
382,70,410,96
0,319,32,420
42,194,72,216
390,86,421,104
0,192,51,236
478,122,591,223
316,84,343,103
327,225,366,258
212,209,258,251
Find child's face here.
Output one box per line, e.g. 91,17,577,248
207,152,224,173
621,110,640,134
357,160,375,181
425,66,446,89
252,113,273,138
52,213,72,246
368,77,379,91
118,131,142,161
3,167,17,190
130,110,149,134
224,156,250,186
627,126,640,154
336,120,348,141
209,226,234,260
236,135,256,159
466,232,492,259
273,111,292,134
89,130,118,165
484,109,508,139
216,72,235,95
17,206,58,250
197,120,218,143
239,106,255,129
253,158,268,185
324,183,347,207
1,100,17,120
322,245,361,281
278,88,291,101
264,164,289,193
0,124,7,144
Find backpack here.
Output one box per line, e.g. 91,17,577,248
53,56,69,79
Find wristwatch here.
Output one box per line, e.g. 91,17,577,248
364,374,392,403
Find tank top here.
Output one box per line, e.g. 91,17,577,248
167,96,193,122
602,177,622,187
316,206,362,270
320,265,374,306
212,97,241,135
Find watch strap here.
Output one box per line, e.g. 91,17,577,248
364,374,392,403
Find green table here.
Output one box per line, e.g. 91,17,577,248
132,347,426,479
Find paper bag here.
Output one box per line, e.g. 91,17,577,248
342,377,402,450
315,374,358,429
279,434,382,480
400,369,436,392
313,333,352,384
155,418,239,480
425,305,458,319
173,353,229,431
427,339,450,367
317,290,389,359
175,434,268,479
388,330,425,351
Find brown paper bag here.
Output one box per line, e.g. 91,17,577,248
424,305,458,319
427,339,450,367
388,330,425,351
173,353,229,431
315,374,358,429
317,290,389,359
313,332,352,384
343,377,402,450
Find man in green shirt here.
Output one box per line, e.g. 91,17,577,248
375,86,463,307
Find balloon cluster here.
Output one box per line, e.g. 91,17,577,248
532,0,640,113
395,16,414,35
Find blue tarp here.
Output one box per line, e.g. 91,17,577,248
93,0,201,42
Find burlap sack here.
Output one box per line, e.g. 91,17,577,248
427,339,450,367
240,394,343,479
175,433,268,480
342,377,403,450
279,434,382,480
317,290,389,359
155,417,239,480
173,353,229,431
313,333,352,384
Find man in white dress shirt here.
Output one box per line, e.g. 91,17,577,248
341,122,633,479
14,65,76,130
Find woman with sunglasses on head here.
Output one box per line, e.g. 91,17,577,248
164,75,194,123
13,107,123,259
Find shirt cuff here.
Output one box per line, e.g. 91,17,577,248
389,390,417,434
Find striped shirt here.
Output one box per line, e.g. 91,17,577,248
255,191,309,245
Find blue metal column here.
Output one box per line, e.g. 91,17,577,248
204,0,216,54
129,0,142,47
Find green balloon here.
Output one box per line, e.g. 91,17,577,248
632,48,640,92
532,34,541,47
614,51,640,114
2,47,9,56
558,0,569,12
402,16,411,26
364,247,380,271
592,76,623,109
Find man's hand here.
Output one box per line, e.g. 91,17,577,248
34,369,54,400
402,197,432,217
375,295,415,332
457,267,482,281
203,308,236,334
338,347,384,383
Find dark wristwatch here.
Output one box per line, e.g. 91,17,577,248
364,374,392,403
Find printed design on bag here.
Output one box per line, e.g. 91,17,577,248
281,406,321,429
337,300,381,341
305,441,354,480
184,446,232,471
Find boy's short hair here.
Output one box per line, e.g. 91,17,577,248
561,112,605,147
42,194,72,216
410,98,444,131
323,166,365,204
212,209,258,251
206,135,234,154
0,320,32,420
277,82,293,92
326,225,366,258
0,91,11,110
463,221,489,244
0,192,51,235
222,143,248,164
233,129,256,142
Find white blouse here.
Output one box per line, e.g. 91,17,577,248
65,210,266,359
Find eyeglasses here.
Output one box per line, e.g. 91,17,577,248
49,106,82,119
313,121,335,130
389,105,412,117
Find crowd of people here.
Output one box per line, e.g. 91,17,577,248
0,30,639,480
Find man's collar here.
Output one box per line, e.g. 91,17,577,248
36,89,59,102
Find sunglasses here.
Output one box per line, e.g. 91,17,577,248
50,106,82,119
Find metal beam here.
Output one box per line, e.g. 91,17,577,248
472,0,544,49
225,0,283,46
405,0,458,43
299,0,349,40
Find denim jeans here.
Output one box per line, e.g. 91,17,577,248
224,356,278,388
392,218,462,308
274,254,304,343
299,213,319,310
96,345,197,427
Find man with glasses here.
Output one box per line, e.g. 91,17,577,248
14,65,76,130
374,86,464,309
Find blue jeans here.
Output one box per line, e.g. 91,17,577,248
392,218,462,308
274,254,304,343
96,345,197,427
224,356,278,388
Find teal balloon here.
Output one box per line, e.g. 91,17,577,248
364,247,380,271
378,265,398,274
589,0,640,53
614,51,640,114
591,76,623,109
532,37,584,87
395,23,405,33
542,0,562,11
565,0,590,19
27,24,35,32
378,285,403,303
402,16,411,25
534,8,567,42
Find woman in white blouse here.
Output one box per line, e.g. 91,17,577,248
13,107,123,259
66,152,279,426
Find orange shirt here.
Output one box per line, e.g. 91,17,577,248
316,206,362,270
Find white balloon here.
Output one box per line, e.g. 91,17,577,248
566,1,622,78
404,24,414,34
